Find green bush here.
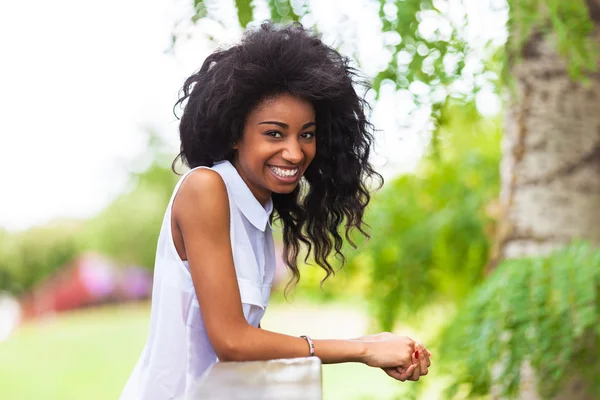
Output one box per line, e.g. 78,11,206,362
0,222,83,295
439,242,600,399
334,106,502,330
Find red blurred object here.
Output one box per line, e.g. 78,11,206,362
19,253,152,320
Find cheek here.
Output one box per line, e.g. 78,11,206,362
238,141,268,167
305,143,317,163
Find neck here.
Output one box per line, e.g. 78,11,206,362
231,159,272,206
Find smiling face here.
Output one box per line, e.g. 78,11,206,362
232,93,317,205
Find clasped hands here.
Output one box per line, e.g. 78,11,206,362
356,332,432,382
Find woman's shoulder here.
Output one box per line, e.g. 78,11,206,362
181,167,225,192
173,168,229,222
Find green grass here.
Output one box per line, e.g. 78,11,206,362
0,304,149,400
0,302,443,400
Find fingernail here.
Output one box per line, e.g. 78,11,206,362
414,350,419,359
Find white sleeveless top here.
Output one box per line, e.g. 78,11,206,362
120,160,276,400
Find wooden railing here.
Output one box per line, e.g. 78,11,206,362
185,357,323,399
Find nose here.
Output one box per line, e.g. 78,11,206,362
282,138,304,164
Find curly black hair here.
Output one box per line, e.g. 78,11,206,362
174,21,382,288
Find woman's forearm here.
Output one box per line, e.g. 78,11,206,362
219,325,367,364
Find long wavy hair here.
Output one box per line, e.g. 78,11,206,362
174,22,382,288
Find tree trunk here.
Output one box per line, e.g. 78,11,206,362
497,1,600,398
501,37,600,260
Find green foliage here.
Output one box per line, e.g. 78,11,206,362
439,242,600,399
327,105,500,330
192,0,208,23
507,0,598,80
266,0,303,23
373,0,468,95
235,0,254,28
0,223,83,295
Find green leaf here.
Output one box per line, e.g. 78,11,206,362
439,243,600,398
267,0,303,23
235,0,254,28
191,0,208,23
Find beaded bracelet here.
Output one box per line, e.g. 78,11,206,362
300,335,315,357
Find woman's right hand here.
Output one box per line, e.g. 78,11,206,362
356,333,431,381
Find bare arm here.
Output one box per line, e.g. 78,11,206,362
173,169,425,377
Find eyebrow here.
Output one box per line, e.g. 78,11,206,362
258,121,316,129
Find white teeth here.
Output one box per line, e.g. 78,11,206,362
270,166,299,178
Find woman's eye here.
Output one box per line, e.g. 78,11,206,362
266,131,283,138
301,132,315,139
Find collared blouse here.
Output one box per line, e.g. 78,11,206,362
120,160,276,400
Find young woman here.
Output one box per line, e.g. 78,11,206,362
120,22,431,399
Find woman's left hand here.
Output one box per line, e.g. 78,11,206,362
382,342,431,381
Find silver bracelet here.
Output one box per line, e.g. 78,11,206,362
300,335,315,357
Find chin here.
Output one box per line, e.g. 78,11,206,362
266,177,301,193
271,184,299,195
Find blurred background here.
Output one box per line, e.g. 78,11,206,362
1,0,599,399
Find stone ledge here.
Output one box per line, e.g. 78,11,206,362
185,357,322,399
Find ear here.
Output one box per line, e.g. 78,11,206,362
232,141,238,150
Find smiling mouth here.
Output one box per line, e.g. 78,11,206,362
269,165,299,179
